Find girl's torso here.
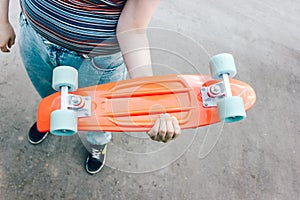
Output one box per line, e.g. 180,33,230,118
20,0,127,55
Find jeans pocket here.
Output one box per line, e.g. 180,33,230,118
93,62,126,84
91,52,124,71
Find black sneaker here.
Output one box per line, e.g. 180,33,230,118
27,122,49,145
85,144,107,174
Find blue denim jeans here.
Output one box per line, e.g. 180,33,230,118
18,13,127,145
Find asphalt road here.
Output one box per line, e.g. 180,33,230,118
0,0,299,199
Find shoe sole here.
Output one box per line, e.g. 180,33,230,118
27,132,49,145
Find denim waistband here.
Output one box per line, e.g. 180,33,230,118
42,37,122,60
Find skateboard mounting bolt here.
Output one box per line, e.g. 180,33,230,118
71,96,82,106
210,85,221,95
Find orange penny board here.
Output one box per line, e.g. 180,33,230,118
37,74,256,133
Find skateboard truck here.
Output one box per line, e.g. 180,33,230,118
49,66,93,136
60,86,91,118
201,80,227,107
201,64,234,108
202,53,246,122
201,53,239,108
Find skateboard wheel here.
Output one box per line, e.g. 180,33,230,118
217,96,246,123
50,109,78,136
52,66,78,92
210,53,237,80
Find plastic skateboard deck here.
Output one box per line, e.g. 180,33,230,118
37,74,256,133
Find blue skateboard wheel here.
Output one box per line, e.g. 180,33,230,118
217,96,246,123
50,109,78,136
52,66,78,92
210,53,237,79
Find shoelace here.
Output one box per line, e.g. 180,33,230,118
91,148,102,160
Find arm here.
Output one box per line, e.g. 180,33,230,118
117,0,181,142
0,0,16,53
116,0,160,78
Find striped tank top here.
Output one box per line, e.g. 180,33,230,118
20,0,127,55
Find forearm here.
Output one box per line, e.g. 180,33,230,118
0,0,10,24
117,29,153,78
116,0,160,78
